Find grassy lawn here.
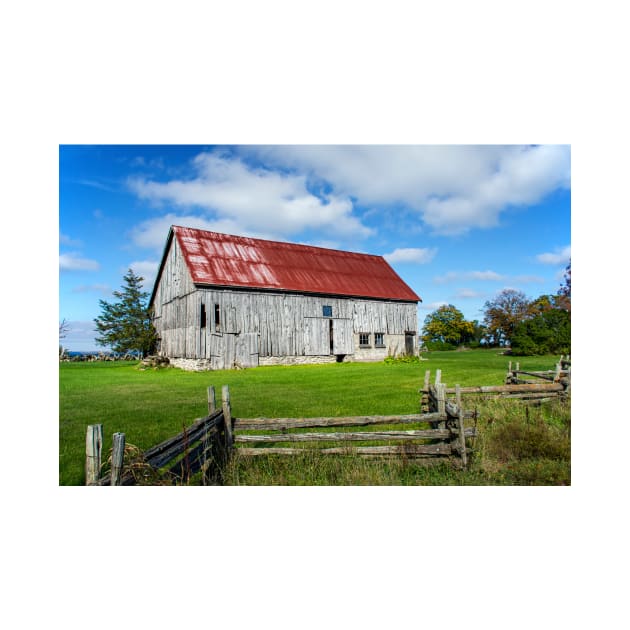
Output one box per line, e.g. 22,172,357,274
59,349,569,485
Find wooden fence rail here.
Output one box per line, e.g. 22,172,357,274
234,379,476,467
88,387,233,485
421,358,571,410
505,355,571,388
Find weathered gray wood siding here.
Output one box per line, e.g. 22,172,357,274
151,237,199,358
151,237,417,362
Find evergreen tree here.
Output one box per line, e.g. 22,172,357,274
94,269,158,357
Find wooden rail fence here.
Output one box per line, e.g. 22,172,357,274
86,386,232,485
421,358,571,410
86,379,477,484
233,374,476,467
85,358,571,484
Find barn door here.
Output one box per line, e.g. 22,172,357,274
235,333,259,368
209,333,226,369
332,319,354,355
405,332,416,355
304,318,330,355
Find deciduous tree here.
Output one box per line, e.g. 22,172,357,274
557,261,571,311
422,304,475,346
482,289,531,346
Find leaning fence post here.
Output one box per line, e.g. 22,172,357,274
86,424,103,485
222,385,233,449
208,385,216,414
111,432,126,486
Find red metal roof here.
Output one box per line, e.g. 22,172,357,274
171,225,421,302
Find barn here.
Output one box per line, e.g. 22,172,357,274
149,226,421,370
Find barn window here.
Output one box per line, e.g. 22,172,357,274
200,303,206,328
359,332,371,347
322,305,332,317
214,304,221,332
375,332,385,347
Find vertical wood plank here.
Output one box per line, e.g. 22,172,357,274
423,370,431,393
207,385,216,414
111,432,126,486
85,424,103,485
222,385,233,448
436,383,446,416
435,369,442,385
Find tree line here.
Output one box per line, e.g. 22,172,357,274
421,263,571,356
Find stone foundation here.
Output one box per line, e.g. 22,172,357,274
169,357,213,372
168,349,414,371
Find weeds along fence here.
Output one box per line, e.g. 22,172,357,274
86,386,233,486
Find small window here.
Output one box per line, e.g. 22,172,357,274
322,305,332,317
214,304,221,332
200,303,206,328
359,333,370,347
375,332,384,347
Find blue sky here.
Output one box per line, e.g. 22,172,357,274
59,144,570,351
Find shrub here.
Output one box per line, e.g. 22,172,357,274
383,354,421,365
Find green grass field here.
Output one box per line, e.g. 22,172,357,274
59,349,570,485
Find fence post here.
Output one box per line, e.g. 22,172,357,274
436,382,446,416
222,385,233,449
208,385,216,414
86,424,103,485
111,432,126,486
455,384,468,469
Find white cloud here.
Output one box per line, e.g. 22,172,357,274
59,253,100,271
241,145,570,236
128,152,373,242
129,213,280,251
384,247,437,264
419,301,448,311
454,289,487,299
59,320,99,352
537,245,571,265
434,270,505,284
127,260,160,290
60,233,82,247
467,270,505,281
513,274,545,284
